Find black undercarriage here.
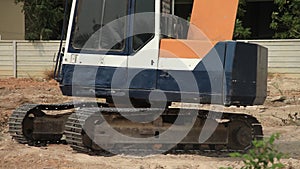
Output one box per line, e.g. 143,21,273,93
9,102,263,156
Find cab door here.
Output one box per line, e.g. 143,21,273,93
127,0,159,90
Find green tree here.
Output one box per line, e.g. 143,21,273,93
15,0,64,40
234,0,251,39
270,0,300,39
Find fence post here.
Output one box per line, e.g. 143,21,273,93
13,41,17,78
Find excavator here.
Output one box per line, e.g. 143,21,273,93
8,0,268,156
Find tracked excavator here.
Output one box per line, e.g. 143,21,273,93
8,0,268,156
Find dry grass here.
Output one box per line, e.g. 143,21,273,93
43,69,55,80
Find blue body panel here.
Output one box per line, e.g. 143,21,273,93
60,41,268,106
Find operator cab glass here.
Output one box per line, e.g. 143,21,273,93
70,0,155,54
71,0,128,52
133,0,155,51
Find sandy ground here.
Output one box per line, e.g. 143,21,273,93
0,75,300,169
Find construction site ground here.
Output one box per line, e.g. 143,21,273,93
0,75,300,169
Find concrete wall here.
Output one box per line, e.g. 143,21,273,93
246,40,300,75
0,40,61,78
0,0,25,40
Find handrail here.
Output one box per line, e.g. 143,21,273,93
54,0,70,82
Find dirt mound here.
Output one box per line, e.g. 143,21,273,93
0,78,68,132
0,76,300,169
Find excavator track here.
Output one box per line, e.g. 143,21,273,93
8,104,38,144
65,110,94,154
8,102,108,145
65,107,263,156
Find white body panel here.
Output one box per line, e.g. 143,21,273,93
158,58,201,70
64,0,77,56
127,37,160,69
64,53,127,67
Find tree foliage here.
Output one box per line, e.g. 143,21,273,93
15,0,64,40
234,0,251,39
270,0,300,39
18,0,291,40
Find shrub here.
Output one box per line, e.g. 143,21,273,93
221,133,285,169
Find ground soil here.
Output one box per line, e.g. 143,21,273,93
0,75,300,169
